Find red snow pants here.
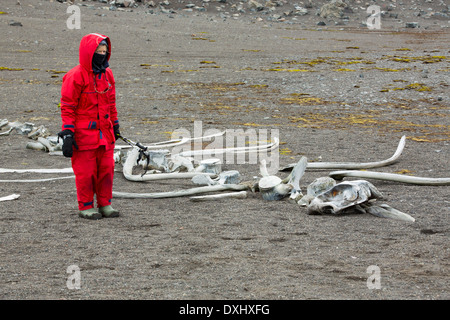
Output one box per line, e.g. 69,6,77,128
71,146,115,211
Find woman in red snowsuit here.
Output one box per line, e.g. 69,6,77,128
58,33,120,220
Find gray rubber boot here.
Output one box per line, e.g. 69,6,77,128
78,208,102,220
99,205,120,218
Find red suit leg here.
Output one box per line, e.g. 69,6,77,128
71,146,115,210
95,146,115,208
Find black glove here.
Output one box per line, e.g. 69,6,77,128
113,124,121,141
57,129,78,158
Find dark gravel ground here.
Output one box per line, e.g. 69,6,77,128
0,0,449,301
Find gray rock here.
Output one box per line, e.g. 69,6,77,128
405,22,420,28
9,20,23,26
319,0,347,19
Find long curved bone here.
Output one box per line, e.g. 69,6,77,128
114,131,226,150
174,137,279,157
0,168,73,174
123,147,216,181
0,176,74,183
329,170,450,186
280,136,406,171
189,191,247,202
114,137,190,150
112,184,248,199
0,166,74,182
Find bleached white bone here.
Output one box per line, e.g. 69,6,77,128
114,137,190,150
329,170,450,186
0,168,73,174
286,156,307,201
28,125,50,140
174,137,279,157
0,176,74,183
189,191,248,202
280,136,406,171
191,170,241,186
114,131,226,150
0,127,13,136
0,119,8,129
308,180,383,213
191,174,217,186
37,137,56,152
168,155,194,172
123,147,216,181
217,170,240,185
26,141,47,151
259,159,270,178
0,194,20,202
194,158,222,174
362,203,415,222
8,121,34,135
112,184,248,199
258,159,293,201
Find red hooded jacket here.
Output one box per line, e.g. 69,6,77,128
60,33,118,151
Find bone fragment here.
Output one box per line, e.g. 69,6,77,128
259,159,270,177
28,125,50,140
8,121,34,135
168,155,194,172
286,156,307,201
362,203,415,222
0,127,13,136
217,170,240,185
192,174,217,186
192,170,240,186
329,170,450,186
258,175,293,201
26,141,47,151
298,177,337,206
112,184,248,199
258,159,293,200
143,149,170,171
123,147,216,181
0,194,20,202
0,119,8,129
280,136,406,171
37,137,56,152
189,191,248,202
194,158,222,174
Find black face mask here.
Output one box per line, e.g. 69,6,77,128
92,53,107,69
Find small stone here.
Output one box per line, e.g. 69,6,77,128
9,20,22,26
405,22,419,28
